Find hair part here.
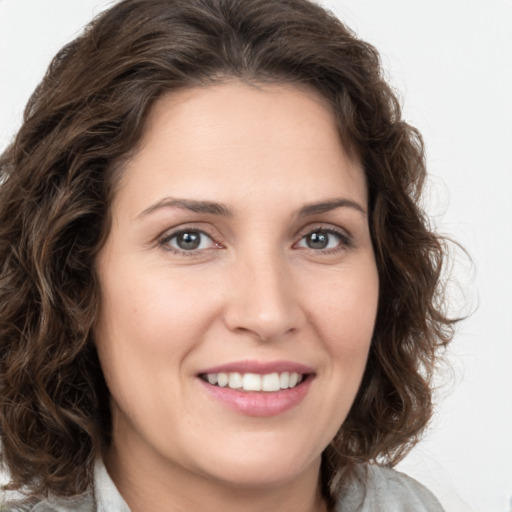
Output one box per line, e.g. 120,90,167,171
0,0,455,503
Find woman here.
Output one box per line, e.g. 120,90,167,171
0,0,455,510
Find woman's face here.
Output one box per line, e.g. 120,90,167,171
95,82,379,493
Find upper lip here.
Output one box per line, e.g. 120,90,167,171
197,360,315,375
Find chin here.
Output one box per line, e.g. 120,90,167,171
189,438,322,490
208,463,317,491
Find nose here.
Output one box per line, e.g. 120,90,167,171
223,251,303,342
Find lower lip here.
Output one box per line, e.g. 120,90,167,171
199,377,313,417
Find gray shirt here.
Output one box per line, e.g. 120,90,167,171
2,459,445,512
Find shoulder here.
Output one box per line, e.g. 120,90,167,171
365,464,445,508
335,464,445,512
1,492,94,512
1,459,128,512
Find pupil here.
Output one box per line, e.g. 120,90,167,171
308,231,328,249
178,232,200,250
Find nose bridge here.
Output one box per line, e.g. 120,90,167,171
224,245,301,340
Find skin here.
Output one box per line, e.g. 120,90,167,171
95,81,379,512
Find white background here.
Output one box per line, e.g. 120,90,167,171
0,1,511,511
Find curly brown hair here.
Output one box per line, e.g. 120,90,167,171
0,0,455,503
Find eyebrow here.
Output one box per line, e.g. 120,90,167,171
137,197,233,218
298,198,367,217
137,196,366,219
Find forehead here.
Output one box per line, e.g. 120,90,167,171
115,81,367,217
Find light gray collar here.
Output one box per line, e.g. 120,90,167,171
93,459,131,512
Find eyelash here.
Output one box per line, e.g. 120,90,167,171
158,228,220,256
157,225,353,256
296,226,353,254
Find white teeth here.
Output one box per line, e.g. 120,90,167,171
262,373,280,392
289,372,299,388
204,371,305,392
217,372,228,387
228,372,243,389
242,373,262,391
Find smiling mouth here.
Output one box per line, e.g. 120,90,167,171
199,371,306,392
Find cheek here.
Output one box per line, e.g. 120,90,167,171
93,267,219,427
303,262,379,362
97,262,220,355
93,264,220,418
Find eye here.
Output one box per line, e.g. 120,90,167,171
297,228,349,251
162,229,217,252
